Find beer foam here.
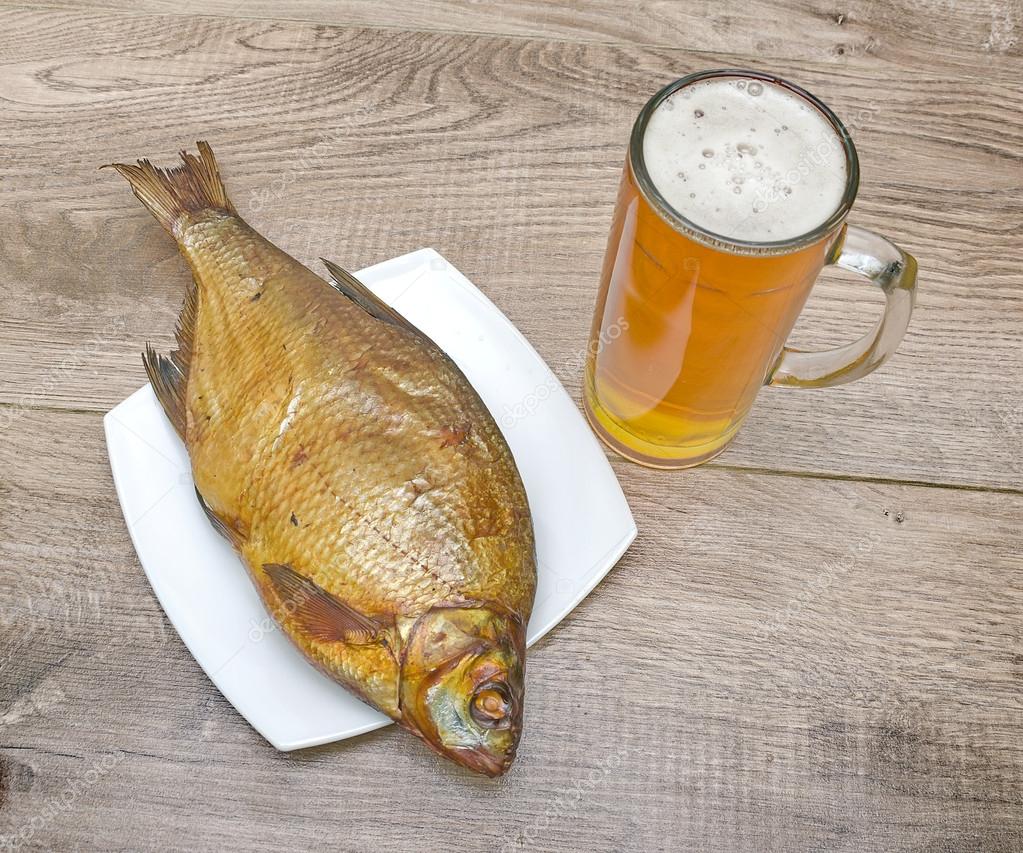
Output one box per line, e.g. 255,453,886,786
642,77,848,242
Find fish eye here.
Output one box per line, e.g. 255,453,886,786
470,683,512,729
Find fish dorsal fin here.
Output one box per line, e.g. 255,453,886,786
263,562,382,645
143,342,187,440
144,278,199,442
320,259,425,339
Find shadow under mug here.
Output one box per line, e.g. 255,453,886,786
584,69,918,469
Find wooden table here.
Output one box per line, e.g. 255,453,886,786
1,2,1020,850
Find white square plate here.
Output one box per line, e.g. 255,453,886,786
105,248,636,750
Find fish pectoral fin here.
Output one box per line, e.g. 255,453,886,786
320,259,427,340
262,562,382,645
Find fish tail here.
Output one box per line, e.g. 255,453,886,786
103,141,234,233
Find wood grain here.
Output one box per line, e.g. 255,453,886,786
0,3,1021,851
1,409,1022,851
0,8,1020,489
6,0,1021,77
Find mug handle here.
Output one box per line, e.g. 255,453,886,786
768,224,918,388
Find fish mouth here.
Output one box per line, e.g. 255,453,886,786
447,745,516,778
398,714,520,778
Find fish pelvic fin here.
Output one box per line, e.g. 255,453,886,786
103,141,234,234
263,562,384,646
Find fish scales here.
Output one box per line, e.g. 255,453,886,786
108,143,536,776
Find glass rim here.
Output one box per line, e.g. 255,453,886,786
629,69,861,255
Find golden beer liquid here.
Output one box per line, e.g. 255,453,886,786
584,160,840,468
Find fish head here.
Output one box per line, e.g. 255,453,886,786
399,605,526,777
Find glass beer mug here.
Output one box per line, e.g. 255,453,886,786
584,69,917,468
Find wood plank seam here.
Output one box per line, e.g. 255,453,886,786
3,400,1021,498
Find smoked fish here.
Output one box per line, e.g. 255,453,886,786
108,143,536,776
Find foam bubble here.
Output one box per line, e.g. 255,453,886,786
643,76,847,242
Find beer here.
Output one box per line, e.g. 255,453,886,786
641,76,847,241
585,71,892,468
